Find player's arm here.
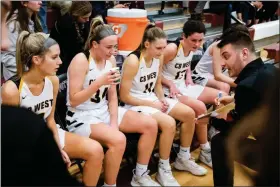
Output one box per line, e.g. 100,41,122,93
108,56,119,129
68,53,103,107
119,54,155,107
162,43,178,88
46,76,63,149
1,81,20,106
154,55,166,100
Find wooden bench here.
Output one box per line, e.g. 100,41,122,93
264,43,280,63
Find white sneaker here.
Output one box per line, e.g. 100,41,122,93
156,164,180,186
199,149,212,168
131,169,160,186
208,126,220,140
174,156,207,176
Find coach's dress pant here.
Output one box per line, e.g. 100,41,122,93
211,131,259,186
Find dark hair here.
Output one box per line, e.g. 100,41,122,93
16,31,58,77
217,31,255,53
136,23,167,51
7,1,42,33
183,20,206,38
84,17,116,51
219,23,249,40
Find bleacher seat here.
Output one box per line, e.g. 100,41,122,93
55,73,84,173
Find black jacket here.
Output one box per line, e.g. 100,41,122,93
50,13,90,75
211,58,279,133
1,105,83,186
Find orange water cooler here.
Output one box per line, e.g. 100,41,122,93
106,8,149,52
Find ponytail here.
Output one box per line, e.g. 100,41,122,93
16,31,30,77
136,23,166,52
16,31,58,77
84,17,116,51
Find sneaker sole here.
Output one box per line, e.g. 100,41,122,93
131,180,141,186
199,155,212,168
156,174,179,186
173,162,207,176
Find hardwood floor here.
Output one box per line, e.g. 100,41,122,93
69,147,255,186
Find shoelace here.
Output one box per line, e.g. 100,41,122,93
202,149,212,162
188,157,201,168
136,170,157,185
162,168,177,182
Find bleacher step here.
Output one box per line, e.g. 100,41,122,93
154,15,189,30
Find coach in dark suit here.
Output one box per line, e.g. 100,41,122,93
197,30,279,186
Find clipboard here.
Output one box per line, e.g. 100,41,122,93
197,102,235,119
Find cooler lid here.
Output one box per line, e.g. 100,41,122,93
107,8,147,18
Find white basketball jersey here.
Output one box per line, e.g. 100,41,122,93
162,42,193,85
195,41,217,75
19,77,53,120
125,51,160,99
67,54,112,111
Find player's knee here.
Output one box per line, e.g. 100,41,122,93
220,83,230,94
141,116,158,135
196,101,207,116
85,141,104,161
183,106,196,122
162,115,176,135
111,132,127,153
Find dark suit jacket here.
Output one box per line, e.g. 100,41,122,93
211,58,279,134
50,13,90,75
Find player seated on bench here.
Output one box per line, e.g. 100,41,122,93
1,31,104,186
66,18,159,187
120,24,209,187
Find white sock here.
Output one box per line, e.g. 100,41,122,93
159,158,171,170
103,182,116,186
178,146,190,160
135,163,148,176
200,142,211,150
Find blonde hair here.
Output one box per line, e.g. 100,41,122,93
69,1,92,18
16,31,58,77
136,23,167,51
84,17,116,51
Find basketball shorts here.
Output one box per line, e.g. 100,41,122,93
65,107,127,137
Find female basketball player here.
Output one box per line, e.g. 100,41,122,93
193,24,250,91
1,31,104,186
120,24,208,187
66,19,159,186
162,20,230,157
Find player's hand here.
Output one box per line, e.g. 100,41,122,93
185,79,195,86
110,123,119,130
169,84,181,98
97,71,120,86
61,149,71,168
214,95,234,106
160,98,169,112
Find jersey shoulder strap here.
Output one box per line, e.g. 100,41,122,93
8,75,21,89
167,37,181,48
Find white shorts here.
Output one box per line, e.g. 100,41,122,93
191,69,210,86
163,81,205,99
192,69,229,86
125,95,178,115
57,125,65,149
66,107,127,137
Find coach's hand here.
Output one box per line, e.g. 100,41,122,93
215,95,234,106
